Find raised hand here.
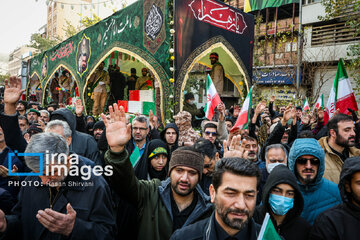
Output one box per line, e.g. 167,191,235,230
281,104,293,126
148,110,158,129
74,99,84,117
223,135,244,158
255,100,266,115
36,203,76,237
270,95,275,103
101,104,131,152
4,76,25,115
217,102,226,121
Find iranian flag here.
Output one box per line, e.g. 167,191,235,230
231,86,253,132
204,74,221,120
313,94,324,110
324,58,358,124
302,97,310,113
257,213,282,240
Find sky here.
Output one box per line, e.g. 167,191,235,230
0,0,47,55
0,0,138,57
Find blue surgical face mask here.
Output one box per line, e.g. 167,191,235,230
269,193,294,216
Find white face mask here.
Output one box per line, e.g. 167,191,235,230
189,100,195,105
266,162,286,174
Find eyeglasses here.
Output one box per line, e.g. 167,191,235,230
133,127,148,131
204,131,218,137
297,158,320,165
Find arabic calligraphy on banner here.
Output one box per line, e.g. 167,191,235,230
50,42,74,62
253,69,300,85
188,0,247,34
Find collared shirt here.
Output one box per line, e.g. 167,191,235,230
133,139,147,157
329,145,349,162
214,213,249,240
170,190,198,231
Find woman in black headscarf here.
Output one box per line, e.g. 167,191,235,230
134,139,169,181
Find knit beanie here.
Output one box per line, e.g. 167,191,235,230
169,149,204,179
93,121,105,130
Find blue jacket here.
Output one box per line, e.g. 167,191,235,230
288,138,342,224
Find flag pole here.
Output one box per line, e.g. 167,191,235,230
296,0,303,91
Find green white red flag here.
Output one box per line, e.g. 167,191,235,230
324,58,358,124
313,94,324,111
302,97,310,113
257,213,282,240
204,74,221,120
231,86,253,132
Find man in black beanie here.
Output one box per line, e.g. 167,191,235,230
104,103,212,240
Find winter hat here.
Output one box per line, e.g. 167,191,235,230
184,92,195,101
169,148,204,179
93,121,105,131
147,139,168,160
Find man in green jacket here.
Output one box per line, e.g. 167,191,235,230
103,103,213,240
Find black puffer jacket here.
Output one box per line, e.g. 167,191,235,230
310,156,360,240
254,165,311,240
51,108,101,165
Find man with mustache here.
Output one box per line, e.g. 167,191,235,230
104,104,212,240
288,138,342,224
170,158,261,240
92,121,105,141
319,114,360,184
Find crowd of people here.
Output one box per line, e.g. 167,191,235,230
0,76,359,240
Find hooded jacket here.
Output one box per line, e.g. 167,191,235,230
254,165,311,240
310,156,360,240
318,136,360,184
160,123,179,158
288,138,342,224
51,108,101,165
105,149,213,240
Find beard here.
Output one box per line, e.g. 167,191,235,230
335,133,355,148
171,180,196,197
298,169,316,184
215,200,251,231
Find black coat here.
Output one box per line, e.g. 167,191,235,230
2,160,116,240
170,212,260,240
310,157,360,240
253,165,311,240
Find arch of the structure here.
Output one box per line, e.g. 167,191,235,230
175,36,251,113
26,72,40,101
82,43,171,124
41,63,81,106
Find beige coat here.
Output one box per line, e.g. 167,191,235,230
318,136,360,184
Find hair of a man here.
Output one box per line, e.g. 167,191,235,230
45,120,72,138
212,157,261,191
327,113,353,136
18,115,29,125
39,110,50,118
132,115,150,128
24,132,69,172
264,144,288,161
194,138,217,159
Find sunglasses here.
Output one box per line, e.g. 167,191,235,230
204,131,218,137
297,158,320,165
